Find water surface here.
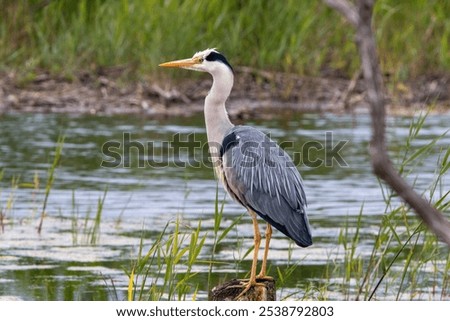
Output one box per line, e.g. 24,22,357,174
0,112,448,300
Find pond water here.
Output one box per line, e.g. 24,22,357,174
0,112,449,300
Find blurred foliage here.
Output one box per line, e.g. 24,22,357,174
0,0,449,80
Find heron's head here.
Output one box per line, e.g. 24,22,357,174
159,48,233,75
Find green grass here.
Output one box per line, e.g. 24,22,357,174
332,110,450,300
126,219,207,301
37,135,64,233
126,184,244,301
1,0,449,81
70,188,107,246
0,135,105,245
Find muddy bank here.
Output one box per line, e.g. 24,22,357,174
0,68,448,118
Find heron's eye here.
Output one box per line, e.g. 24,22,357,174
198,57,204,63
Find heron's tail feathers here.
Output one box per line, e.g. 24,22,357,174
287,210,312,247
256,208,312,248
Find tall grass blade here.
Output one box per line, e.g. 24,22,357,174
38,135,64,234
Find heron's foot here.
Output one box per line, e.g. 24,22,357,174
256,274,274,281
230,278,266,300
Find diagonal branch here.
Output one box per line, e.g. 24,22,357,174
323,0,359,27
324,0,450,245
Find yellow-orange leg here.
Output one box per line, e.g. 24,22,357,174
235,209,264,299
248,209,261,285
257,223,272,278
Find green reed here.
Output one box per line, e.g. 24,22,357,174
333,110,450,301
1,0,448,81
37,135,64,233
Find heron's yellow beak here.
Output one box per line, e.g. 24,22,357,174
159,57,201,68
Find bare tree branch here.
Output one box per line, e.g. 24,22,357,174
324,0,450,245
323,0,359,27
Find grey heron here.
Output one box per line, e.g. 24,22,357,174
159,49,312,296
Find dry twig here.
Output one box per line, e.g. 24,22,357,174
324,0,450,245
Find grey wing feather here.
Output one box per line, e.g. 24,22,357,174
221,126,312,247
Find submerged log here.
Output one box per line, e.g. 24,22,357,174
209,278,276,301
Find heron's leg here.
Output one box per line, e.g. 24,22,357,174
234,210,263,299
257,223,272,278
248,209,261,285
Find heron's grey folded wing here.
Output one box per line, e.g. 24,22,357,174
221,126,312,247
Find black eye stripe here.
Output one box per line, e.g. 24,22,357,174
205,51,233,72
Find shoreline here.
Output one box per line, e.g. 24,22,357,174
1,69,448,118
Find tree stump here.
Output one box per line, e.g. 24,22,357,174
209,278,276,301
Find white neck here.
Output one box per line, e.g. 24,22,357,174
204,67,234,158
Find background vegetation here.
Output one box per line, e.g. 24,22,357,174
1,0,449,81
